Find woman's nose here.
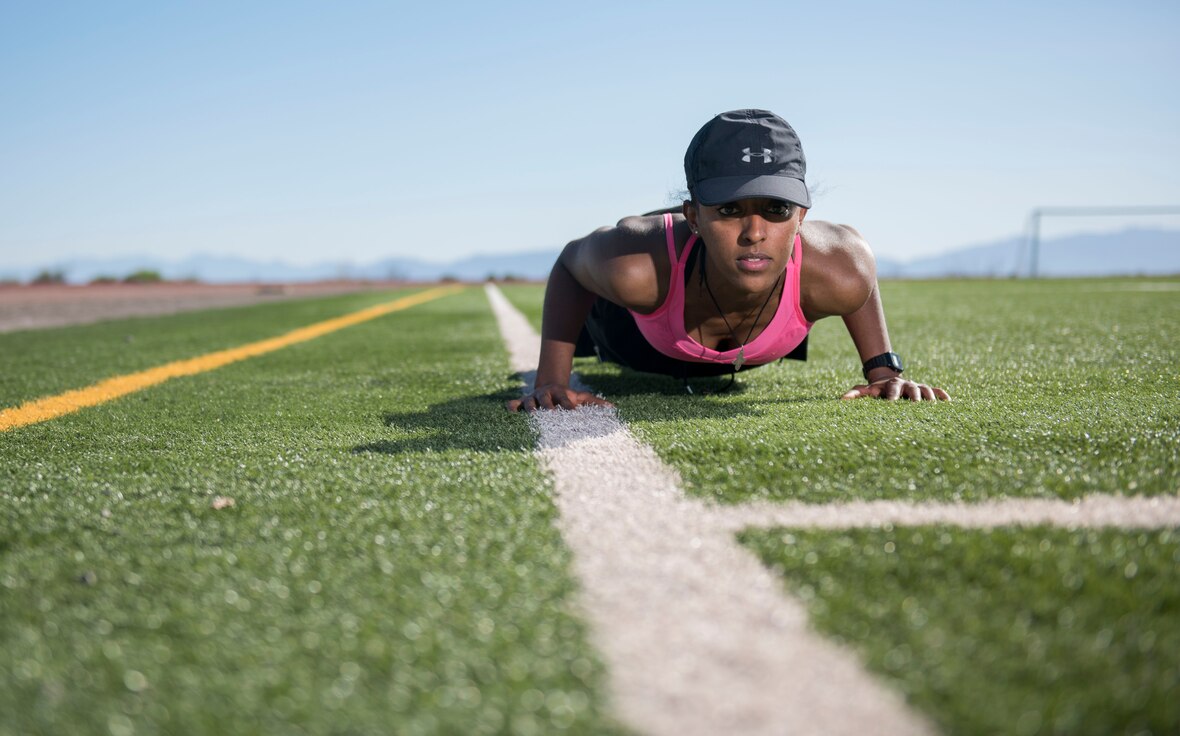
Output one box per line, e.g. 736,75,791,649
740,216,766,244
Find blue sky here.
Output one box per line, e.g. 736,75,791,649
2,0,1178,269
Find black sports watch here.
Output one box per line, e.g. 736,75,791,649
862,351,904,380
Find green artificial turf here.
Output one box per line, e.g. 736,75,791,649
0,289,433,409
499,279,1180,503
0,288,627,735
739,525,1180,736
5,279,1178,734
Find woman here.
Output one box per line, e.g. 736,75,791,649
508,109,949,411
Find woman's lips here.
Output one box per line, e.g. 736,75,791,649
736,254,773,272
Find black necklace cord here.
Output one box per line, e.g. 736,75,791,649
700,249,784,352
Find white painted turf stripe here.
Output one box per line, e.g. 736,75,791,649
484,285,1180,736
715,494,1180,532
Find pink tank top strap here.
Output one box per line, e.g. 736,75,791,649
663,212,697,268
790,233,811,326
662,213,678,262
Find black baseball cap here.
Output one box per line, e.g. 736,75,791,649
684,109,810,208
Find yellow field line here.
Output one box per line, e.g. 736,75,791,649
0,285,465,433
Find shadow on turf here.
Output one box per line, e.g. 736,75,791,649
570,364,831,409
352,368,831,458
351,387,535,456
575,368,749,399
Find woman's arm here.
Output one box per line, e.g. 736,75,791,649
506,251,612,411
801,222,950,402
839,283,950,401
506,218,663,412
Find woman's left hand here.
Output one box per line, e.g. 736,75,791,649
841,377,950,401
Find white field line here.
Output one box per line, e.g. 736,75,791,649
714,494,1180,533
485,285,1180,735
485,285,935,736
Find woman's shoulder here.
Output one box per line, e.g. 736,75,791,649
799,220,876,319
800,220,873,265
567,213,679,311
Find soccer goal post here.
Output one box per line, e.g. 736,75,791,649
1023,206,1180,278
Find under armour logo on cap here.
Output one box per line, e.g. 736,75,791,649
741,147,774,163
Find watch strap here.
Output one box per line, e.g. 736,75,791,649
862,351,904,380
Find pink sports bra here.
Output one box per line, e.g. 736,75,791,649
628,213,812,366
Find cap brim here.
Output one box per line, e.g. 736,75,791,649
694,175,811,208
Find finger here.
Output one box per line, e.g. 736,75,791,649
919,384,936,402
506,398,522,412
933,387,951,401
539,392,556,411
841,385,869,400
557,391,576,410
904,382,922,402
522,394,537,412
881,380,903,401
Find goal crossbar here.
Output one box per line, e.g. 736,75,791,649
1024,206,1180,277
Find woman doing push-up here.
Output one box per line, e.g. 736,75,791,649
508,109,949,411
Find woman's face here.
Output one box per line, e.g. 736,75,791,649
684,197,807,292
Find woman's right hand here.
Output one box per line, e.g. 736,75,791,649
506,384,615,412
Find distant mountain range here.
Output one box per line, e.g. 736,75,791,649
3,228,1177,284
874,228,1180,279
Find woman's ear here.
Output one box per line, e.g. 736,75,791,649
682,200,698,231
798,207,809,223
